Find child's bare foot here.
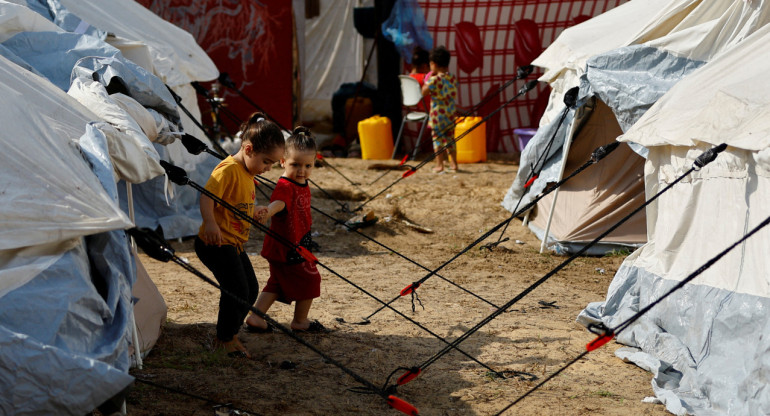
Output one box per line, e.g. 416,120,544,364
432,166,444,173
244,314,271,333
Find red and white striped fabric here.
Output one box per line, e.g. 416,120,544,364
408,0,627,153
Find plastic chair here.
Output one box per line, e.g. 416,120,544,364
392,75,429,159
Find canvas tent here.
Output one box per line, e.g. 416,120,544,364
4,0,221,239
579,22,770,415
0,0,224,412
502,0,770,254
0,54,138,414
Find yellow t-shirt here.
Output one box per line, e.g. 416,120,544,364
197,156,256,249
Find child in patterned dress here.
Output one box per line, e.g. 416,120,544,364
422,45,459,173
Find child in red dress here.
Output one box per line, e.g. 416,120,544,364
245,126,326,333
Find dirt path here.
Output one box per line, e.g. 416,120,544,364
128,156,668,416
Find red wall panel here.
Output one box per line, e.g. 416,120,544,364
137,0,294,135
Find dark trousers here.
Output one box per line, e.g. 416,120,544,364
194,237,259,341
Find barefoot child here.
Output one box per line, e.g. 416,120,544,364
245,127,326,333
194,113,284,357
422,45,459,173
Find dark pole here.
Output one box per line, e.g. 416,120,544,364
374,0,402,140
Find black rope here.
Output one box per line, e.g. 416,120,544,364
191,80,245,136
198,78,369,195
483,86,579,250
127,226,413,412
353,79,539,212
411,143,728,377
158,162,517,382
363,141,621,323
178,127,355,215
317,155,370,195
387,65,533,167
496,196,767,415
218,77,358,189
132,376,263,416
165,85,228,157
182,133,505,312
307,178,350,213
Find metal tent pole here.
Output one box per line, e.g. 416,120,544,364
539,114,580,254
126,182,144,370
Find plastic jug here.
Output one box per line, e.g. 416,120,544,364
454,117,486,163
357,115,394,160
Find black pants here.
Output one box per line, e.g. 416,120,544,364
194,237,259,341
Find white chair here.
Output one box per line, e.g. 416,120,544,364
392,75,429,159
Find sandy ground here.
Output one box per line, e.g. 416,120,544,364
128,156,668,416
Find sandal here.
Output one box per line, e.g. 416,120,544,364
244,322,274,334
216,337,251,358
292,320,329,334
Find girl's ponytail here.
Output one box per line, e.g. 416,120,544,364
240,112,284,153
287,126,317,154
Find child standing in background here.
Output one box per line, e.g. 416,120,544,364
422,45,459,173
194,112,285,358
409,46,432,113
245,127,327,333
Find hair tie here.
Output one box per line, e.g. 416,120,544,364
255,117,265,123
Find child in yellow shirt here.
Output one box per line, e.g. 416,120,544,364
194,112,284,358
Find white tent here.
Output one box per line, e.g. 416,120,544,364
580,22,770,415
0,54,136,414
0,1,226,412
4,0,222,238
503,0,770,254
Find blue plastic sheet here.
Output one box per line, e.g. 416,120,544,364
381,0,433,63
0,125,135,415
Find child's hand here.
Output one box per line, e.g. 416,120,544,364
254,206,269,224
201,222,223,246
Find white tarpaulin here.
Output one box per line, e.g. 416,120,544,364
3,0,219,238
0,54,136,415
503,0,770,254
580,22,770,416
0,58,131,252
58,0,218,86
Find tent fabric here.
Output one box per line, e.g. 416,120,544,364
532,0,671,123
0,0,63,43
67,78,165,183
117,146,219,240
302,0,366,121
418,0,628,153
0,0,219,411
23,0,227,239
131,256,167,359
57,0,218,86
503,0,770,254
2,31,181,125
584,45,705,133
20,0,106,39
2,30,117,90
524,99,646,254
0,58,131,252
580,24,770,415
0,56,138,411
621,28,770,152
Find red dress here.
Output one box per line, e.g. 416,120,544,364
261,177,321,303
